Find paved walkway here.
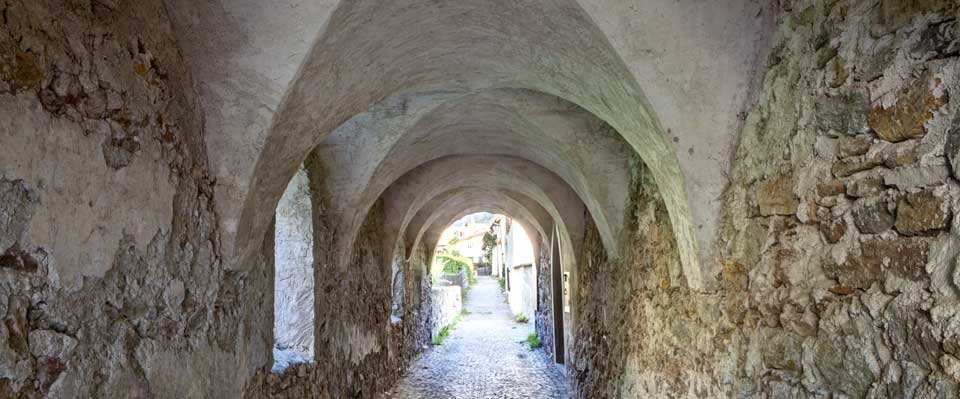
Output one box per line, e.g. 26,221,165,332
386,276,569,399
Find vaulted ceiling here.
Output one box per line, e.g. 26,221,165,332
164,0,776,291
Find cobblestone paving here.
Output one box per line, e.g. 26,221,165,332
386,276,570,399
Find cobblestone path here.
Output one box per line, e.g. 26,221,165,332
386,276,569,399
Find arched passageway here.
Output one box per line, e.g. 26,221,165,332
6,1,960,399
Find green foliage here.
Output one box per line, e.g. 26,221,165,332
432,325,452,345
514,314,529,323
498,277,505,291
436,253,475,284
526,333,542,349
431,313,465,345
481,231,498,265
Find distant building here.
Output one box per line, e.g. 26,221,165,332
436,213,496,264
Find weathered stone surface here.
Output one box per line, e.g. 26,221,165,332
911,18,960,60
826,254,880,291
851,198,895,234
870,237,931,281
3,296,29,356
763,331,802,372
814,308,879,398
896,189,950,236
846,177,886,198
832,156,884,177
818,210,847,243
757,174,799,216
837,135,873,158
817,179,846,198
885,164,952,190
815,92,871,135
828,237,930,288
0,244,38,273
868,75,949,142
28,330,77,360
886,300,943,370
946,114,960,179
877,0,956,33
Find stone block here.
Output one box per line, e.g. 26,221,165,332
816,180,846,198
845,177,886,198
757,175,799,216
832,156,883,177
827,237,930,287
896,190,950,236
815,92,871,135
837,135,872,158
868,75,948,142
866,237,930,281
818,210,847,243
851,198,894,234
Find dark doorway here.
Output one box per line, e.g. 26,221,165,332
551,228,565,364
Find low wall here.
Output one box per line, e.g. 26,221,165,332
439,269,469,292
429,286,462,338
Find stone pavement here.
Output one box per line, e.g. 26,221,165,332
386,276,569,399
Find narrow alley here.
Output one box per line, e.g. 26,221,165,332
387,277,568,399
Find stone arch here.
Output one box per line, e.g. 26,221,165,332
375,155,586,267
232,0,712,290
314,88,631,265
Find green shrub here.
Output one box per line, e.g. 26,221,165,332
514,314,529,323
526,333,542,349
435,253,476,284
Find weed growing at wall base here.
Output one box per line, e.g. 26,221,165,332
526,333,542,349
432,313,464,345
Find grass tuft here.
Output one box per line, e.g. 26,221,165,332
526,333,542,349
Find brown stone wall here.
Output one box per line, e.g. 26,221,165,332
568,1,960,398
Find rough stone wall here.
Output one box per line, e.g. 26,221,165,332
0,1,277,397
719,0,960,396
245,152,433,398
567,160,691,398
561,1,960,398
535,242,557,362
